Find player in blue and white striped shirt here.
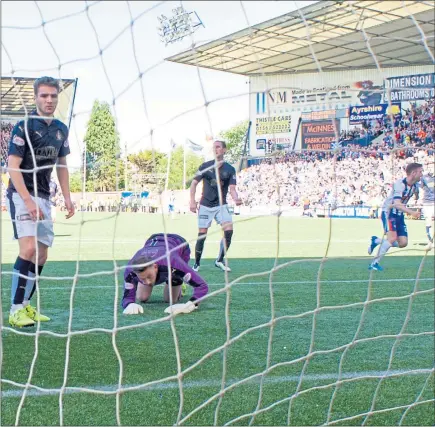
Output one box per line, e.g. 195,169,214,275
367,163,423,271
421,169,434,249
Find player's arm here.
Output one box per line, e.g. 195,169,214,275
186,268,208,304
163,251,209,315
189,164,204,213
229,168,242,205
56,157,74,219
171,257,209,305
7,123,42,221
122,272,143,314
56,131,75,219
391,181,420,217
392,198,420,217
8,155,29,200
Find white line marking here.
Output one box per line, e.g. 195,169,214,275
0,278,433,292
4,238,427,245
1,369,432,398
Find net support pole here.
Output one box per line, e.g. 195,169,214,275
67,78,78,129
238,120,252,172
165,140,173,194
124,142,128,191
183,139,187,191
291,117,302,152
82,143,86,197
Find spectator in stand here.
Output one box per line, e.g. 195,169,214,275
236,100,434,211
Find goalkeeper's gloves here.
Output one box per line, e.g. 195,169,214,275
123,303,144,315
164,301,197,315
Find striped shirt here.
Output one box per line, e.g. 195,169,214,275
382,177,419,216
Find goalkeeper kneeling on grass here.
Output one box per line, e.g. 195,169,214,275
122,233,208,315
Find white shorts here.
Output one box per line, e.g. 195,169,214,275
51,205,57,221
423,204,434,226
198,204,232,229
6,192,54,247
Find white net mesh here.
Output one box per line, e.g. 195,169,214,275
1,1,434,426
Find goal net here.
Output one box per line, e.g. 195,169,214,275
1,1,434,426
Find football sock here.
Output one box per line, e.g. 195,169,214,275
217,230,233,263
195,232,207,265
11,257,32,307
372,240,392,264
24,263,44,305
375,237,398,247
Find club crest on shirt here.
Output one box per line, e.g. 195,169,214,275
12,135,25,146
147,248,159,258
56,130,64,141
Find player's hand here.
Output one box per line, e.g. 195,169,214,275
411,210,421,219
64,198,75,219
164,301,197,315
190,201,197,213
234,198,243,206
24,197,43,221
123,303,144,315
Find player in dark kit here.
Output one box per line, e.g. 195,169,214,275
189,140,242,272
6,76,75,328
122,233,209,315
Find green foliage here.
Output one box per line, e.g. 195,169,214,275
158,146,203,190
83,100,122,191
218,119,249,164
126,149,166,191
127,150,165,174
82,101,204,191
69,171,83,193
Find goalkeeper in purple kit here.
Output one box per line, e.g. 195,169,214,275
122,233,208,315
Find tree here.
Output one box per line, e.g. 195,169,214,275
218,120,250,164
157,146,203,190
128,150,165,174
69,171,83,193
126,149,166,192
83,100,122,191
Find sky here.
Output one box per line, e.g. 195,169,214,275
2,0,317,169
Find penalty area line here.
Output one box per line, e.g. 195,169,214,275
1,368,433,398
1,278,433,292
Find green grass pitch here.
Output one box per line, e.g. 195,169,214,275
1,213,434,426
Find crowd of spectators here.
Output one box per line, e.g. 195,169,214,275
238,100,434,211
337,100,435,148
1,122,13,167
1,100,434,215
237,151,433,212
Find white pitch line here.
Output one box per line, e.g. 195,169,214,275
3,238,423,245
0,278,433,292
1,369,432,399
